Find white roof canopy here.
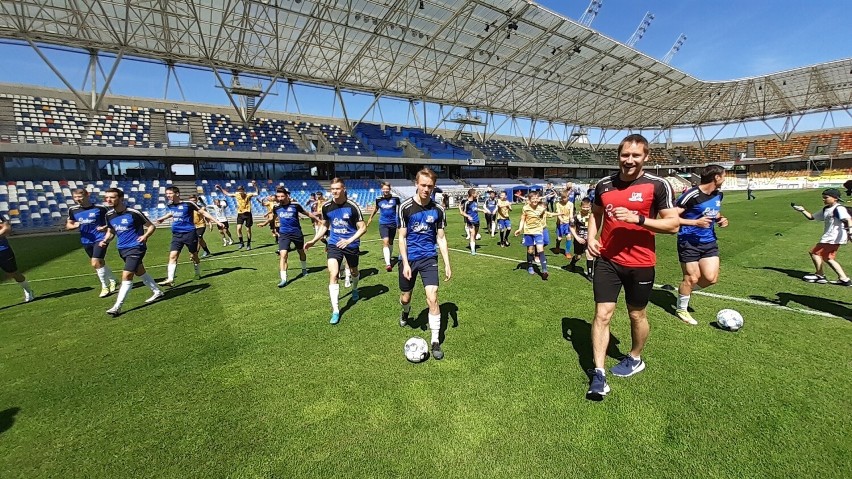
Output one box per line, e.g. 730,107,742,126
1,0,850,128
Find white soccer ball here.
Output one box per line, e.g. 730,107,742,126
716,309,744,331
475,233,481,240
404,337,430,363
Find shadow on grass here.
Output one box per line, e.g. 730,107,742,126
338,284,390,319
750,292,851,321
561,317,624,374
0,286,94,311
203,266,257,280
758,266,809,280
410,303,460,343
358,268,379,280
648,288,681,317
0,407,20,435
121,283,212,316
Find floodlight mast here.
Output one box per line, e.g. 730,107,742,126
626,11,655,47
662,33,687,64
578,0,603,27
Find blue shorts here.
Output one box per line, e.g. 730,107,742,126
118,246,147,273
542,227,550,246
523,233,545,247
677,240,719,263
497,219,511,230
399,257,439,292
170,230,199,254
278,234,304,252
556,223,571,238
327,244,360,268
379,224,397,241
83,242,108,260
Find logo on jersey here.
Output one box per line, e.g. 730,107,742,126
629,192,644,202
702,207,720,219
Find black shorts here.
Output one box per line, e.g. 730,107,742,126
278,234,304,252
195,227,206,238
118,246,147,273
379,224,397,241
0,249,18,274
573,240,587,256
237,212,253,227
466,220,480,228
170,230,199,254
399,257,439,292
327,244,360,269
217,221,230,230
593,256,655,308
677,240,719,263
83,242,108,260
484,213,495,223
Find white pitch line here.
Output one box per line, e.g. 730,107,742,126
448,247,843,319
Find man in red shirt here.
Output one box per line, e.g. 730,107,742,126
585,134,679,400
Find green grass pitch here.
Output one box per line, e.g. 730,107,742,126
0,189,850,478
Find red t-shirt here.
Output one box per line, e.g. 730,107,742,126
594,173,675,267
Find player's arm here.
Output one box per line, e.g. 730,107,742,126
0,219,11,238
436,209,451,281
791,203,815,220
154,212,174,224
197,206,224,227
304,219,329,250
257,212,274,228
569,222,584,244
99,224,115,247
514,212,527,236
139,216,157,243
586,204,605,257
338,220,367,248
366,200,379,226
215,184,235,197
398,225,411,279
250,181,259,196
65,214,80,230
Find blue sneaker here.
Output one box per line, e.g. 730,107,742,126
351,289,360,301
277,279,287,288
611,355,645,377
330,312,340,325
587,370,610,399
528,267,535,275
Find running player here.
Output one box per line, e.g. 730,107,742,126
154,187,223,286
304,178,367,324
262,194,279,244
188,194,212,258
216,181,258,250
674,165,729,325
211,199,234,246
366,182,401,272
398,168,452,359
496,191,513,247
66,188,117,297
514,190,551,280
792,188,852,286
544,183,557,212
568,197,595,278
585,134,678,400
100,188,163,317
554,191,575,258
483,190,498,237
261,187,320,287
459,189,481,255
0,214,34,303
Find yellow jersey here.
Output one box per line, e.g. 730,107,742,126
522,203,548,235
235,193,256,214
555,201,574,224
496,199,512,219
264,200,278,227
192,209,207,228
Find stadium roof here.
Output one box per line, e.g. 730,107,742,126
1,0,851,129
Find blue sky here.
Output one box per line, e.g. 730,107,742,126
0,0,849,141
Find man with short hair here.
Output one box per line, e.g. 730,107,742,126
366,182,402,272
585,134,679,400
305,178,367,324
459,189,481,255
544,182,557,212
66,188,117,297
260,187,320,287
747,179,756,201
792,188,851,286
674,165,730,325
100,188,163,317
0,214,34,303
188,194,212,258
216,181,258,249
398,168,452,359
155,187,222,286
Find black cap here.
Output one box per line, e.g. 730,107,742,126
823,188,844,202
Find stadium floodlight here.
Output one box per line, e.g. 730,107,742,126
578,0,603,28
626,12,655,47
662,33,687,64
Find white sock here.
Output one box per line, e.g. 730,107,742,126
140,273,160,293
329,283,340,312
300,260,307,272
400,301,411,314
280,270,287,282
383,246,391,266
167,263,177,281
470,238,476,252
193,262,201,276
345,267,351,281
595,367,606,376
114,280,132,308
95,267,108,288
103,265,116,283
428,313,441,344
19,280,32,293
677,294,690,310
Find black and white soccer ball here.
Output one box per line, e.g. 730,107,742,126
716,309,744,331
404,337,430,363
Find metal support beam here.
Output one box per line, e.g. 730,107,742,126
352,93,384,131
211,66,248,125
93,49,124,111
335,87,351,131
24,37,91,109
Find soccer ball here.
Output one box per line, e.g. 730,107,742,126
404,337,430,363
716,309,744,331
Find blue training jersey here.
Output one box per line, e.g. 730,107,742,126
323,199,364,248
106,208,150,250
677,187,723,244
166,201,200,233
463,198,480,223
273,202,308,237
69,204,109,245
0,214,11,252
375,195,401,226
484,198,498,214
399,198,446,262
